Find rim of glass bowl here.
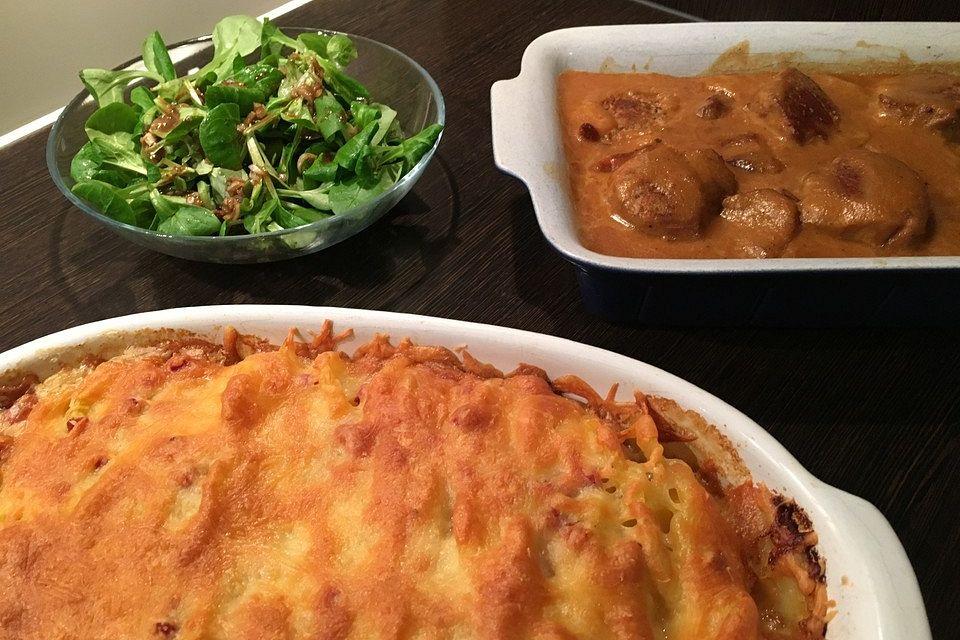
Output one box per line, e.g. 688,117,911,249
46,29,446,244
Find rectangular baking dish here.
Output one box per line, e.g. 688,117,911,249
0,305,933,639
490,22,960,326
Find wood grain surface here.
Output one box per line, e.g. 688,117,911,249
0,0,958,636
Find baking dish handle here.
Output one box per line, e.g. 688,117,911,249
827,488,932,640
490,76,531,181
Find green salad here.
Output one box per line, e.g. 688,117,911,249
70,15,443,236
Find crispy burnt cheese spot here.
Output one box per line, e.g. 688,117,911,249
0,325,830,640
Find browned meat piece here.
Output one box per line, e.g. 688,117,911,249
755,68,840,144
799,149,930,247
601,92,663,128
720,133,785,173
875,73,960,140
612,145,737,239
721,189,800,257
696,94,730,120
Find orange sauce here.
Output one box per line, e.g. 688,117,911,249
558,69,960,258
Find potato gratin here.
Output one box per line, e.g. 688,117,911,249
0,325,829,640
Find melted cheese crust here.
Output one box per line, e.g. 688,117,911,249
0,333,828,640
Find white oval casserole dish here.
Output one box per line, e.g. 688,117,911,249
0,305,931,638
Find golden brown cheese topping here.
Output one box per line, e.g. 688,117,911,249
558,68,960,258
0,328,829,639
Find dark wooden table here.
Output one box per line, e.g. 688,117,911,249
1,0,957,636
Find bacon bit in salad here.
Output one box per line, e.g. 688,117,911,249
140,132,165,162
149,110,180,136
248,165,266,185
184,192,204,207
216,197,242,221
243,103,268,126
310,57,325,80
290,79,324,105
237,103,271,134
226,177,246,197
286,60,326,109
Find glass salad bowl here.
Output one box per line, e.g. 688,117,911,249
47,29,445,263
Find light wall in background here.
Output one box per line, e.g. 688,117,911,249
0,0,283,135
